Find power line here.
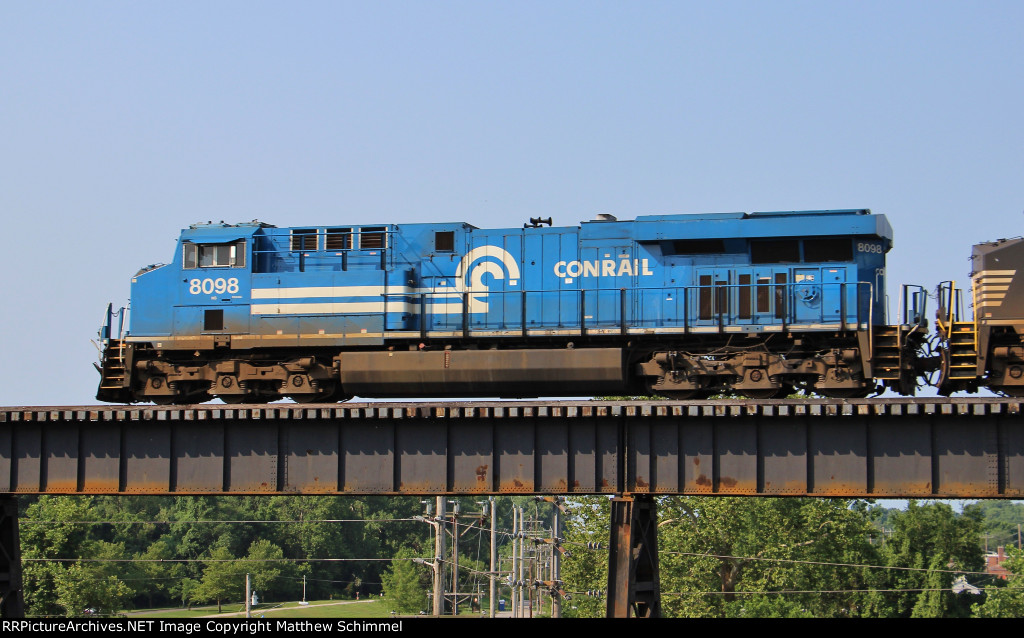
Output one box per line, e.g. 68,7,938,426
560,542,1001,579
19,518,421,525
661,586,997,596
23,557,430,563
661,551,996,578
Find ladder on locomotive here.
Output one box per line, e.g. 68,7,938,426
871,326,901,381
872,285,928,385
95,303,130,397
937,281,979,381
98,339,128,391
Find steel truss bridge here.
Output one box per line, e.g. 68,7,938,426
1,397,1022,618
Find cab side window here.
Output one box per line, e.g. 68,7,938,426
183,240,247,269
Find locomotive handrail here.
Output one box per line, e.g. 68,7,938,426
935,280,964,337
899,284,928,327
97,303,126,343
381,281,877,336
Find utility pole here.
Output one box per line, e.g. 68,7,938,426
553,503,562,618
433,496,446,617
529,522,535,619
489,496,497,618
245,573,251,619
518,506,526,618
511,506,519,617
451,500,459,616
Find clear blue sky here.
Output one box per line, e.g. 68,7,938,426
2,1,1023,406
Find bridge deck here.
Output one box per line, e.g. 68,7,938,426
1,398,1022,497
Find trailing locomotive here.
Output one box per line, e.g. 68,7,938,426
93,209,1018,404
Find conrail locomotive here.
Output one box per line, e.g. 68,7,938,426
94,209,1024,403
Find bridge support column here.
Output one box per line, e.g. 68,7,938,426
0,497,23,618
606,495,660,618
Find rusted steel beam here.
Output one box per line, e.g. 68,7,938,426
0,497,24,618
607,495,661,618
0,398,1021,496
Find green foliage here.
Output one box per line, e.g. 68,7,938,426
872,500,984,618
658,497,880,618
194,546,245,613
560,497,610,618
382,547,430,613
16,493,1008,618
245,538,294,599
52,561,133,617
963,500,1024,552
972,547,1024,617
136,537,186,608
20,496,134,616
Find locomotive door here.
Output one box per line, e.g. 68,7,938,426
743,268,789,327
581,244,632,329
695,268,732,327
820,267,846,324
794,267,821,324
526,231,577,330
732,267,776,327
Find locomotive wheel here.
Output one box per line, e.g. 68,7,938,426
935,349,956,396
288,383,345,403
645,376,707,400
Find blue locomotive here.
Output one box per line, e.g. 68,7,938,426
98,208,988,404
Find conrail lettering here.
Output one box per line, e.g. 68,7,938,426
554,258,655,279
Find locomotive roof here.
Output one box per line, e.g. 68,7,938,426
177,208,892,243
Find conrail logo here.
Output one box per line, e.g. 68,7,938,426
454,245,522,313
554,258,655,280
451,246,657,312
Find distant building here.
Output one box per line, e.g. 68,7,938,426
985,547,1010,581
952,575,981,595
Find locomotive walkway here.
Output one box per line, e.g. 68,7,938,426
2,397,1021,618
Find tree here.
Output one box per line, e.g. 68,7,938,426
244,538,294,600
972,547,1024,617
873,500,984,618
20,496,135,616
136,537,186,609
560,497,610,618
194,546,245,613
657,497,880,618
52,560,133,617
383,547,430,613
963,501,1024,552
